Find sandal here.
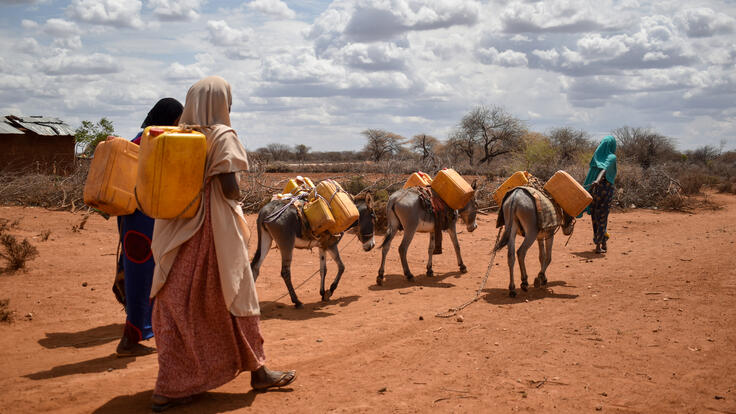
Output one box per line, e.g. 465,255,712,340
251,370,296,391
151,395,193,412
115,343,156,358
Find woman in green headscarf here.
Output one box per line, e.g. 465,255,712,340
581,135,617,253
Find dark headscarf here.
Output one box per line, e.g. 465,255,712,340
140,97,184,128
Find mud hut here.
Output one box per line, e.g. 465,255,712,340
1,115,76,175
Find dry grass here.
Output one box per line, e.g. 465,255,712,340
0,232,39,273
0,162,89,210
0,299,13,323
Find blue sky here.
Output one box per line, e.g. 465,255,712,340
1,0,734,152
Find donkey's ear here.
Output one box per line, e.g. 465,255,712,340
471,179,478,190
365,192,374,209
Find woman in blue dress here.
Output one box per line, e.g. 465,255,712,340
580,135,617,254
115,98,183,356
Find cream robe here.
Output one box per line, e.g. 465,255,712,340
149,124,258,317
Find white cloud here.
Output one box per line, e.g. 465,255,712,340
21,19,38,29
40,52,118,75
43,18,80,37
340,43,407,71
500,0,605,34
148,0,204,21
477,47,528,67
67,0,143,29
675,7,735,38
165,62,206,81
52,36,83,49
577,34,629,60
246,0,296,19
206,20,253,46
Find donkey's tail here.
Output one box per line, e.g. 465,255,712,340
250,216,265,268
495,198,515,252
380,197,398,249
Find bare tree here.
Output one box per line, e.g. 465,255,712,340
410,134,440,162
612,126,676,169
266,143,293,161
294,144,310,163
548,127,594,165
361,129,404,161
447,129,477,165
457,105,526,165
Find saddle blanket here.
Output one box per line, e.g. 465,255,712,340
496,186,562,235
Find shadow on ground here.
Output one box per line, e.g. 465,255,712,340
259,295,360,320
38,323,124,349
24,351,155,380
91,388,293,414
368,270,463,291
482,280,579,305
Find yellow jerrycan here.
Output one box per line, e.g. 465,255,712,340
83,136,139,216
543,170,592,217
283,175,315,195
135,126,207,219
493,171,531,206
303,197,336,234
403,171,432,189
431,168,475,210
311,179,359,234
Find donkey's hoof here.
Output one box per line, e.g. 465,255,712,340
426,269,434,277
405,273,415,281
294,302,304,309
509,290,517,298
376,276,384,286
459,265,468,274
321,292,333,302
534,277,541,288
521,282,528,292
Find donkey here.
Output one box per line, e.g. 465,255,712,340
496,187,575,297
250,194,376,308
376,182,478,285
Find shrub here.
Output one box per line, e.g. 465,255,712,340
0,233,39,272
0,299,13,323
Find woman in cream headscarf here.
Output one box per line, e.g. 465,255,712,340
149,76,295,411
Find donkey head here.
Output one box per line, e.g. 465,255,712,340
354,192,376,251
458,179,478,233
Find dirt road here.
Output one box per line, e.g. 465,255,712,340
1,193,735,413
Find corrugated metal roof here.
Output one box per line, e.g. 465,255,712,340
0,120,24,134
4,115,75,136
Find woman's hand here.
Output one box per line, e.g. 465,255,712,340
218,172,241,200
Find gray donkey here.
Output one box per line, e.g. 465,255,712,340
496,187,575,297
251,194,376,308
376,182,478,285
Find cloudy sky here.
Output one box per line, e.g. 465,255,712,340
1,0,734,152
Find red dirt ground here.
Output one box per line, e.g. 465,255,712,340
1,192,735,413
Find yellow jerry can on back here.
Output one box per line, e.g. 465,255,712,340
135,126,207,219
311,179,359,234
493,171,531,206
83,136,139,216
431,168,475,210
303,197,335,234
403,171,432,189
543,170,592,217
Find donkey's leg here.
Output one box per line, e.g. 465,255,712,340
517,229,538,292
507,219,518,297
448,223,467,273
534,238,545,288
277,237,302,308
250,225,273,281
325,245,345,300
398,224,417,281
539,236,553,286
377,229,396,286
426,232,435,277
318,247,328,301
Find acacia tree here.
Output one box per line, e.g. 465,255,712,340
455,105,526,165
612,126,676,169
447,129,477,165
294,144,310,163
266,143,293,161
548,127,594,165
75,118,115,156
410,134,440,162
362,129,404,161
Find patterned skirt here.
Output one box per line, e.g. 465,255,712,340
590,179,614,245
152,188,266,398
